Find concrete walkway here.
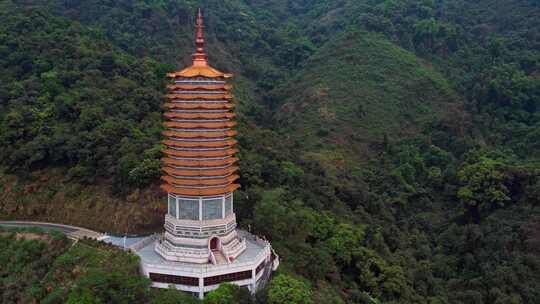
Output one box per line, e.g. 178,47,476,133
0,220,106,240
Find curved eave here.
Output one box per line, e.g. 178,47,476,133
161,148,239,158
162,166,239,177
161,157,239,167
165,93,233,100
162,130,237,139
163,112,235,119
163,121,238,129
161,184,240,196
162,103,234,110
166,66,233,79
162,139,237,148
167,84,232,91
161,175,239,186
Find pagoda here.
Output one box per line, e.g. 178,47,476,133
135,9,279,299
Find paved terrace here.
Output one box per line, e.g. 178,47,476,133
137,230,271,274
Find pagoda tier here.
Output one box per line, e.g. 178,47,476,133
161,183,240,196
162,166,239,177
161,157,239,167
163,112,236,119
165,93,233,100
161,130,238,138
162,139,237,148
167,84,233,90
163,121,238,129
162,103,235,110
162,175,240,186
161,148,239,158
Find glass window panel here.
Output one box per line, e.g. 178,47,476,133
203,198,223,220
169,195,177,218
178,199,199,220
225,195,233,216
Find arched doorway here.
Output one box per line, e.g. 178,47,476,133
209,237,220,251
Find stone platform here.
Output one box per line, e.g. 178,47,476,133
134,230,279,299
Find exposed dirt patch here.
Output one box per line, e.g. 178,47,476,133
15,232,47,241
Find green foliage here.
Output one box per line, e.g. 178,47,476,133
205,283,252,304
0,228,195,303
267,274,313,304
457,155,512,220
149,287,200,304
0,228,70,304
0,3,166,191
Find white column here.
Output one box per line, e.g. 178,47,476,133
251,267,257,293
199,197,203,221
167,194,170,215
198,277,204,299
221,196,225,219
175,197,179,219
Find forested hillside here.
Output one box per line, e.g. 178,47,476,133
1,0,540,303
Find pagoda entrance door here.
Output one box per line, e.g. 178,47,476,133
210,237,219,251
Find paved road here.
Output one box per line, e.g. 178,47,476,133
0,220,105,240
0,220,154,251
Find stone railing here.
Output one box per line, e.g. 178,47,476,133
149,238,271,274
156,237,208,257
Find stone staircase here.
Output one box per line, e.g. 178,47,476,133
212,250,227,264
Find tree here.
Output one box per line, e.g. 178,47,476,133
205,283,252,304
457,155,512,222
149,287,200,304
267,274,313,304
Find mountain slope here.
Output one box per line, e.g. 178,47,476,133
274,31,464,164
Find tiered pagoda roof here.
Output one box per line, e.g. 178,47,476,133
161,9,240,197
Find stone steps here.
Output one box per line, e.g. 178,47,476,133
212,250,227,264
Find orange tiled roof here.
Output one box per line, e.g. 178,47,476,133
163,112,235,119
162,166,239,177
161,148,239,158
163,121,238,129
162,130,237,139
162,103,234,110
165,93,233,100
161,157,239,167
161,174,239,186
162,139,237,148
167,65,233,79
167,84,232,91
160,183,240,196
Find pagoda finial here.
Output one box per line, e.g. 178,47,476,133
192,8,208,67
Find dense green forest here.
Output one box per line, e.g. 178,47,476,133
1,0,540,303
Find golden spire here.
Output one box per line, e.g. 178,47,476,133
192,8,208,67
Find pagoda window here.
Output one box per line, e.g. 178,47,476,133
225,194,233,216
178,198,199,220
202,198,223,220
168,195,177,218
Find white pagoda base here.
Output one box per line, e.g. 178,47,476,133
134,230,279,299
